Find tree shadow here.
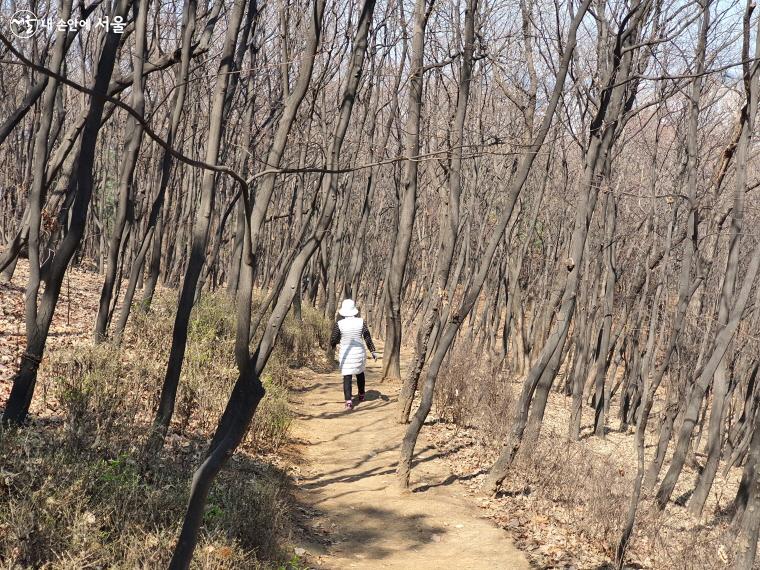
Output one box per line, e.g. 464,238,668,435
332,506,447,558
301,442,469,491
309,417,387,445
293,501,448,562
294,397,393,420
411,468,488,493
674,489,693,506
290,382,324,394
494,484,532,499
361,389,388,402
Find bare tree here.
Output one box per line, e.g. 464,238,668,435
382,0,432,381
397,0,592,487
168,0,375,564
2,0,131,425
148,0,251,451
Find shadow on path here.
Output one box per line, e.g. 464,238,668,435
288,342,529,569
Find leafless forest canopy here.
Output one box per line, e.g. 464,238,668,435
1,0,760,565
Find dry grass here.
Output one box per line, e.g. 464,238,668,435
425,337,740,569
0,427,281,568
0,285,329,569
434,343,515,442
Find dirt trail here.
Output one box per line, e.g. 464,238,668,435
289,345,529,569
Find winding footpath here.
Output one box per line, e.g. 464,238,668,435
289,345,529,569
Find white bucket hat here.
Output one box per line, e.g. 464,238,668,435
338,299,359,317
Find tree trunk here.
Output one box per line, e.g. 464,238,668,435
382,0,430,381
149,0,248,450
3,0,130,425
397,0,476,423
688,3,760,516
168,0,375,563
593,192,617,437
397,0,591,487
94,0,149,341
485,0,651,494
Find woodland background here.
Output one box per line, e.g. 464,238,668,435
2,0,760,566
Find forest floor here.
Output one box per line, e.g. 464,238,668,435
1,263,530,568
287,348,530,569
409,363,739,569
0,261,106,411
1,261,738,569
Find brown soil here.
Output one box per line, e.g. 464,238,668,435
288,347,529,569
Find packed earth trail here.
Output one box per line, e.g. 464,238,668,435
289,345,529,569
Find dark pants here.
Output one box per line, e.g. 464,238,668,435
343,372,365,401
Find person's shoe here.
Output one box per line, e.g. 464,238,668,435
358,393,365,402
345,400,353,410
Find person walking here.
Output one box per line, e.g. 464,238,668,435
329,299,377,410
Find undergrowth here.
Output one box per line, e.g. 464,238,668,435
432,337,736,569
434,342,514,440
0,289,329,568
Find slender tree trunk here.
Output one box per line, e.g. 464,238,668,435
382,0,431,381
615,4,710,553
168,0,374,564
398,0,476,422
396,0,592,487
94,0,149,341
733,443,760,570
3,0,129,425
657,237,760,509
689,3,760,516
149,0,248,450
593,192,617,436
484,0,652,494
